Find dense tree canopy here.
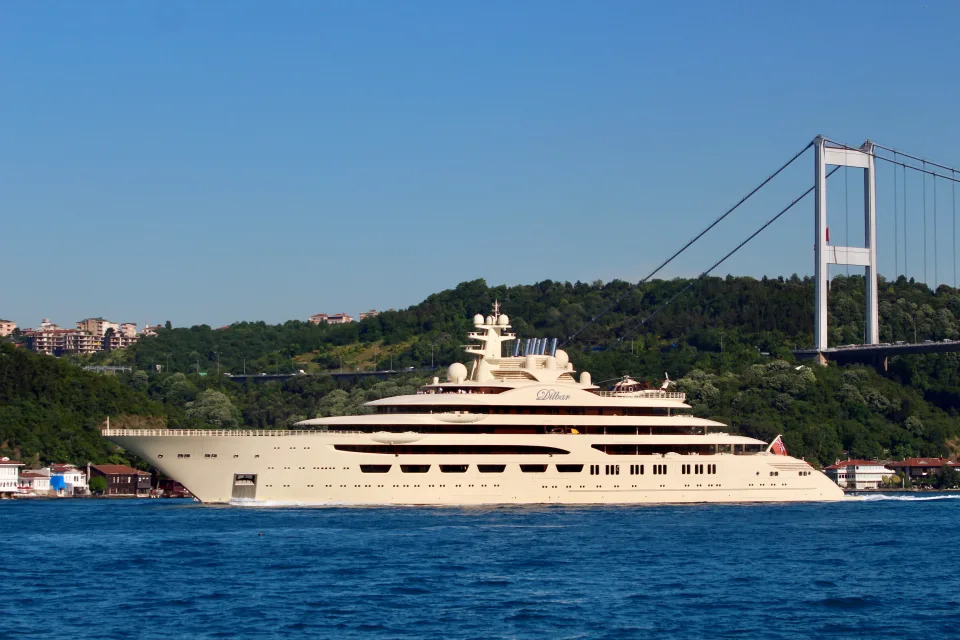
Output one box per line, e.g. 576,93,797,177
4,274,960,469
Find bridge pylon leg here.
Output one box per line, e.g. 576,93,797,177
813,136,880,352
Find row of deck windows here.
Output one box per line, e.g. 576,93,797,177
364,464,580,474
681,464,717,475
355,463,708,475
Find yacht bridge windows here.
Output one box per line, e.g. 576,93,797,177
300,424,709,436
376,405,678,417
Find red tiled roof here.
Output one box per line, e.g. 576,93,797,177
91,464,150,475
20,471,48,478
885,458,959,468
50,464,79,472
0,457,25,466
825,459,892,470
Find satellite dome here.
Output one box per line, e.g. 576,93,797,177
447,362,468,383
580,371,592,386
554,349,569,367
473,314,484,326
497,314,509,326
485,315,494,325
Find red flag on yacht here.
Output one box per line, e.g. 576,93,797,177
826,227,830,243
770,435,788,456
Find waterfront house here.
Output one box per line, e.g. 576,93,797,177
88,464,151,496
824,460,896,490
50,463,88,496
0,457,25,496
19,469,51,494
884,458,959,485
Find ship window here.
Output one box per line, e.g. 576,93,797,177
440,465,468,473
477,464,506,473
360,465,392,473
556,464,583,473
400,465,430,473
520,464,547,473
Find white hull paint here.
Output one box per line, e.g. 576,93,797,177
106,430,845,505
105,305,846,506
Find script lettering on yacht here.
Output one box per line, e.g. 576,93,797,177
536,389,571,401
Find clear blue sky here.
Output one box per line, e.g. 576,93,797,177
3,1,959,329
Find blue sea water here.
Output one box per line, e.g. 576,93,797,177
2,495,959,639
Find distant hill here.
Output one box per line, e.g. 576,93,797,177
0,342,166,467
6,274,960,467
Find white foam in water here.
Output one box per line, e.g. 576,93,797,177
229,499,362,507
852,493,960,502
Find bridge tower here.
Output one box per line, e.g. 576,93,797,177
814,135,878,352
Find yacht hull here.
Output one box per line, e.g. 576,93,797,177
107,430,846,505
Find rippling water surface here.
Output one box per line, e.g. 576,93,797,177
2,494,959,639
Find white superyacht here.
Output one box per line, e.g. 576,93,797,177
104,305,844,504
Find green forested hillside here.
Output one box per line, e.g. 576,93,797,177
0,343,166,467
4,274,960,468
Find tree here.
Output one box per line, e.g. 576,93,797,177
933,466,960,490
165,320,172,330
131,370,149,391
185,390,241,427
89,476,107,494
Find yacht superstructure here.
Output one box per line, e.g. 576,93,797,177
103,305,844,504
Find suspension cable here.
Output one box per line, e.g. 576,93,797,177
923,162,928,284
616,166,842,342
560,140,815,346
954,169,957,288
821,138,960,185
934,175,939,287
873,142,960,176
844,161,850,276
904,163,908,279
894,152,899,276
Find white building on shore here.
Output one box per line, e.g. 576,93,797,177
824,459,896,490
0,457,25,495
19,470,51,494
50,464,88,495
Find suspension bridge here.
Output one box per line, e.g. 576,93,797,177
565,134,960,370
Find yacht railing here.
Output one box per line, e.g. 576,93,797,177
592,391,686,399
101,428,362,437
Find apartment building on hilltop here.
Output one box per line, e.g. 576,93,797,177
309,312,354,325
23,317,140,355
0,319,16,337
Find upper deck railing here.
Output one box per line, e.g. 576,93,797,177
101,428,361,438
591,391,686,399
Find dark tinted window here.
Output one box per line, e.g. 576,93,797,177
440,465,468,473
360,465,391,473
400,465,430,473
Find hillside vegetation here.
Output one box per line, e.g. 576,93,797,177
5,274,960,468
